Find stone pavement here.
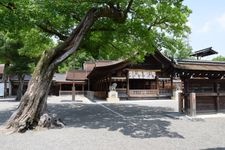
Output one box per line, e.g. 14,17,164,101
0,95,225,150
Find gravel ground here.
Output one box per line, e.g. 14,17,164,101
0,96,225,150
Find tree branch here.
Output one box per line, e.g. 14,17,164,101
52,5,131,66
37,23,68,41
0,2,16,10
91,27,115,32
148,17,168,31
125,0,134,14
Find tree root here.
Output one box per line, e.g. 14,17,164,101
38,113,65,129
2,113,65,134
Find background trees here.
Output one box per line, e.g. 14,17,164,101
0,0,191,132
212,55,225,61
0,30,53,99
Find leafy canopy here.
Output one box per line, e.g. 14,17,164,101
0,0,192,64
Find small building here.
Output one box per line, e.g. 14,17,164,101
52,71,89,96
54,61,121,96
10,74,31,96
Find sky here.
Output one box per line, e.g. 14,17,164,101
184,0,225,59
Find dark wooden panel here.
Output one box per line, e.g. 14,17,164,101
219,96,225,110
196,96,216,111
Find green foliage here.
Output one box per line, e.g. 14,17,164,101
18,29,54,58
163,38,192,59
1,0,192,66
212,55,225,62
0,33,32,75
58,50,94,73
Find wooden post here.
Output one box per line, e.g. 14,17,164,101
189,92,196,116
126,71,130,98
72,82,75,101
216,82,220,112
82,84,84,94
184,79,190,113
155,76,159,97
170,75,173,97
59,83,62,95
178,92,183,113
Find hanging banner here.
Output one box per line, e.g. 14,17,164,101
129,70,156,79
0,83,4,96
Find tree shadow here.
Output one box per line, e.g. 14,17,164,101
0,106,17,126
48,103,184,139
201,148,225,150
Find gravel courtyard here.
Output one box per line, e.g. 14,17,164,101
0,96,225,150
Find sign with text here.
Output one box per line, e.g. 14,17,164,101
0,83,4,96
129,70,156,79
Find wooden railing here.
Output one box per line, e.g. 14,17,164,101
129,89,159,97
159,89,172,96
59,90,85,95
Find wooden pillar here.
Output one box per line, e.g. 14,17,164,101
59,83,62,91
170,75,174,97
82,84,84,93
156,76,159,97
189,92,196,116
59,83,62,95
183,78,190,113
178,92,184,113
97,80,100,91
215,81,220,112
72,82,75,101
88,79,90,91
109,75,112,86
126,71,130,98
104,78,108,91
8,81,12,96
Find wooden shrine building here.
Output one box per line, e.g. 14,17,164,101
88,50,175,99
88,48,225,114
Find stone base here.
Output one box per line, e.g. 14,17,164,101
107,97,120,103
106,91,120,102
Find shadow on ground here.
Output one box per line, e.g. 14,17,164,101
202,148,225,150
48,103,184,139
0,105,17,126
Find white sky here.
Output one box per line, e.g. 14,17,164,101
184,0,225,59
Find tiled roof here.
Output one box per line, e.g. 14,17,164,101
53,73,67,82
83,60,122,71
88,60,131,78
10,75,32,81
190,47,218,57
66,70,90,81
174,59,225,71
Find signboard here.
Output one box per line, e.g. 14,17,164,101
129,70,156,79
0,83,4,96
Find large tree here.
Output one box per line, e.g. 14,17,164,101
0,0,191,132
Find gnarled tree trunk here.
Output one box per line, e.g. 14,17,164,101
5,3,131,132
